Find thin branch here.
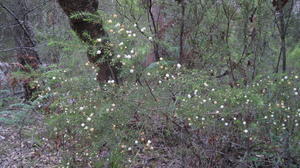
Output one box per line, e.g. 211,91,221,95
23,0,50,16
0,2,36,46
145,80,158,102
0,47,35,52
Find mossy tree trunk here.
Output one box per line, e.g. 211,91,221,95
57,0,119,83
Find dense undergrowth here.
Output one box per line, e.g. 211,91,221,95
31,63,300,167
3,10,299,167
2,0,300,167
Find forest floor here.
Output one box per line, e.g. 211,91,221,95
0,100,61,168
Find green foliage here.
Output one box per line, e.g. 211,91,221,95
35,58,300,167
18,0,300,167
0,102,34,126
289,44,300,69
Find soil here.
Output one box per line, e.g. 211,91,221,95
0,105,61,168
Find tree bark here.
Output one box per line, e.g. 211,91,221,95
1,0,41,100
179,1,185,65
278,3,287,73
273,0,293,73
143,0,165,66
57,0,119,83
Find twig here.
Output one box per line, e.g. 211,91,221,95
145,80,158,102
0,2,36,46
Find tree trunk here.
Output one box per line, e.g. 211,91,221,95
179,2,185,65
57,0,119,83
273,0,293,73
143,0,165,66
279,7,287,72
13,0,40,66
1,0,41,100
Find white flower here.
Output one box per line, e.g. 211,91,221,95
176,63,181,69
148,36,153,41
108,80,115,84
130,49,134,54
130,69,134,73
107,19,112,23
118,28,124,33
141,27,146,32
79,107,84,111
124,55,132,59
96,38,102,42
135,140,138,144
220,105,224,109
119,42,124,46
243,121,246,125
87,117,91,121
147,72,151,76
81,123,85,127
116,54,121,58
165,74,170,78
187,94,192,98
225,122,228,126
115,23,120,27
133,24,137,27
204,82,208,87
244,129,248,133
128,147,132,151
97,50,101,54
